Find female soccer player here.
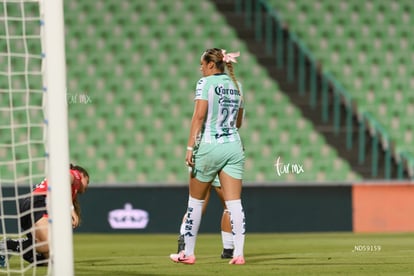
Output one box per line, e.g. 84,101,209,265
0,164,89,266
170,48,246,265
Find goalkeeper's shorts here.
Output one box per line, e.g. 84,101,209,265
19,195,47,231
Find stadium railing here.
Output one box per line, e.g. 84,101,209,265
233,0,414,179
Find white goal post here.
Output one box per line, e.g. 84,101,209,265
0,0,72,275
42,0,73,275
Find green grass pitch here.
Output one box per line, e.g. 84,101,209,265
5,232,414,275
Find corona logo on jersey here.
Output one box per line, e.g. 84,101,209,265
214,85,240,96
108,203,149,229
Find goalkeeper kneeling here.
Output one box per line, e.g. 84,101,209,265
0,164,89,267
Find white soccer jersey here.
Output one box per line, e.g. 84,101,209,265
194,73,243,144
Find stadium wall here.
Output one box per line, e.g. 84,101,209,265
3,184,414,234
74,185,354,233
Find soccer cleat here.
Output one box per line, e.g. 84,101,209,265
229,255,245,265
169,251,196,265
177,235,185,253
0,255,6,268
221,248,234,259
0,239,10,268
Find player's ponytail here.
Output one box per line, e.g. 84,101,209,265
221,49,243,108
224,60,241,96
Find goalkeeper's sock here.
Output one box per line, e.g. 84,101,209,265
6,238,32,252
182,196,204,257
23,251,47,265
6,236,47,265
22,251,35,264
226,199,246,257
6,239,19,252
15,237,36,263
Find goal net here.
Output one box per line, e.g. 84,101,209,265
0,0,72,275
